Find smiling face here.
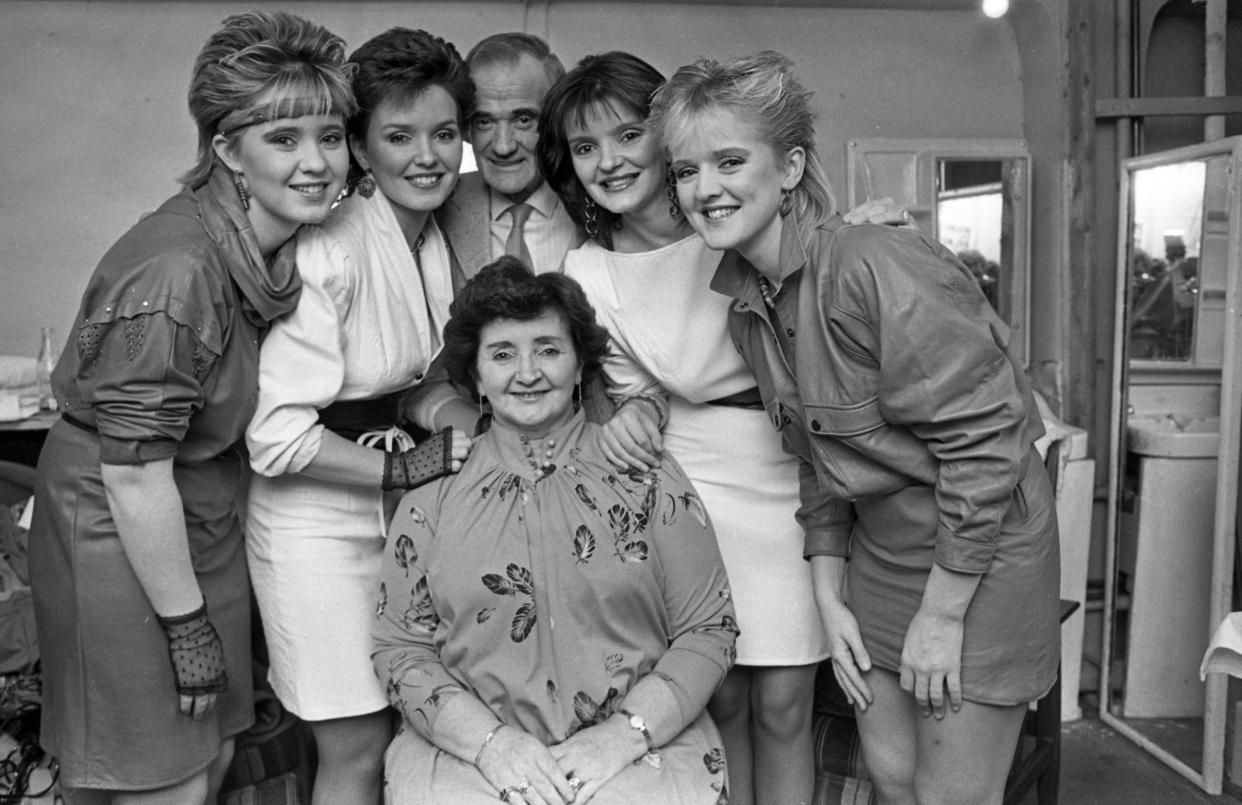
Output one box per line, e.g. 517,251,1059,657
475,310,581,438
566,100,665,219
667,106,804,271
469,55,553,202
213,93,349,255
353,85,463,237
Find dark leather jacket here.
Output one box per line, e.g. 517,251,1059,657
710,213,1043,574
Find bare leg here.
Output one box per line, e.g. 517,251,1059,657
853,669,917,805
113,770,209,805
308,709,392,805
750,664,817,805
912,698,1026,805
854,668,1028,805
206,737,235,803
708,667,754,805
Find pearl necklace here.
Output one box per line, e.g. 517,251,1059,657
519,435,557,477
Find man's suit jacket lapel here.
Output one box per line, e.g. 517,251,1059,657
436,173,493,280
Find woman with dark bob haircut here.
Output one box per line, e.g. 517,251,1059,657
374,256,739,804
539,49,906,805
245,27,476,804
29,10,354,803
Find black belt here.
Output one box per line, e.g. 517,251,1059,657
704,386,765,410
318,392,404,441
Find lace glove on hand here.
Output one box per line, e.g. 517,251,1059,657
157,601,228,698
383,427,455,491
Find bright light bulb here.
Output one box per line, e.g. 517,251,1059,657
982,0,1009,18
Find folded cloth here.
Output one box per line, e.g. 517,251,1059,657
0,357,37,390
1200,612,1242,680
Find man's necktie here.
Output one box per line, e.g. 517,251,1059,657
505,202,534,270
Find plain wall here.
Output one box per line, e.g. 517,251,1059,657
0,0,1025,357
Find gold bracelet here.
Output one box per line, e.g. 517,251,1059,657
474,725,503,766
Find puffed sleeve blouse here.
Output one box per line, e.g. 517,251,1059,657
247,192,459,476
373,412,738,745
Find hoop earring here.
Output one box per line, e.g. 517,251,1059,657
233,171,250,211
356,171,376,199
666,175,682,219
778,188,793,218
584,198,600,241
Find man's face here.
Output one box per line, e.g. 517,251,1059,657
469,54,554,203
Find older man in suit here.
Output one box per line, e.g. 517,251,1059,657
438,33,582,277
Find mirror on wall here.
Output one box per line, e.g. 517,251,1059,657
847,138,1030,366
1101,136,1242,795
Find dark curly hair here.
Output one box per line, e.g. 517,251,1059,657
537,52,666,250
345,28,475,189
442,256,611,401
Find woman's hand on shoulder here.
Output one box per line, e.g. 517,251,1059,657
597,399,664,472
549,716,643,803
477,725,575,805
842,196,916,230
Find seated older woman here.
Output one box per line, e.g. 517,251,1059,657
373,256,738,805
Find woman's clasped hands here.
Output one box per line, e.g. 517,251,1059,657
477,719,640,804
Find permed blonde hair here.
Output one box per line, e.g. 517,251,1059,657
181,10,356,189
649,50,837,229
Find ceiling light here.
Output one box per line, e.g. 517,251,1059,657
982,0,1009,18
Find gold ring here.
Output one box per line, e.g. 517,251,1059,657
900,209,911,225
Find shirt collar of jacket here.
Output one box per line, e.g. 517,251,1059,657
709,207,812,308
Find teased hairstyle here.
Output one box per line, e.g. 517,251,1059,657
182,10,356,189
649,50,837,229
537,52,666,249
441,256,610,401
465,32,565,88
346,28,475,189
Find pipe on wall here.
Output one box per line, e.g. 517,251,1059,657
1205,0,1227,141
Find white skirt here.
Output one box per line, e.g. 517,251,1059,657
664,397,829,666
245,472,389,720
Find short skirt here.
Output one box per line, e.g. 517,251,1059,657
664,397,828,666
29,420,254,790
245,471,390,720
846,448,1060,705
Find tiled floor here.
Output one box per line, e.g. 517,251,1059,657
1057,715,1239,804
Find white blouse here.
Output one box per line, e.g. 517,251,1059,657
247,191,458,476
563,235,755,403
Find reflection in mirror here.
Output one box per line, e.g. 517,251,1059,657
1102,137,1242,795
1128,162,1206,361
845,138,1030,367
937,160,1009,321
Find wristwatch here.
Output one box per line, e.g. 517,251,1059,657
619,709,654,752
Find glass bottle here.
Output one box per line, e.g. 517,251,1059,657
36,326,57,411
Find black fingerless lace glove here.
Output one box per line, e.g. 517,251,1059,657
156,601,228,697
382,427,455,491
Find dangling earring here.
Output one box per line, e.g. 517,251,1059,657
233,171,250,210
666,174,682,219
778,188,794,218
584,198,600,241
356,171,376,199
572,382,583,413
